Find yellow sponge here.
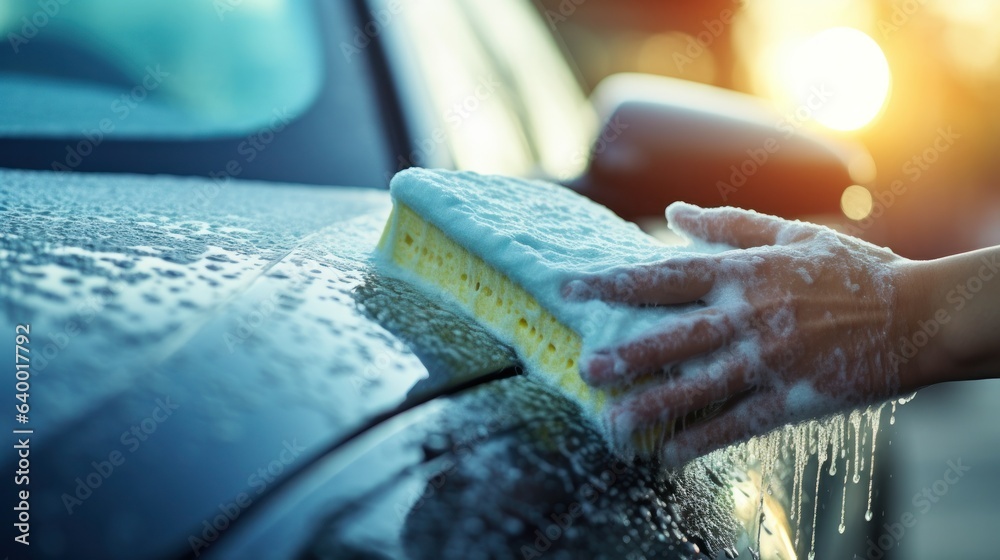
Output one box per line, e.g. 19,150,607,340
377,202,604,410
375,169,708,455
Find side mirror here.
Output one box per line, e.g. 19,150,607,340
573,73,875,221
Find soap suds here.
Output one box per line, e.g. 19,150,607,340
385,169,731,360
381,169,910,555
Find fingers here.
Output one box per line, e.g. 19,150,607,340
583,308,735,387
563,257,716,305
607,355,754,434
658,390,775,466
666,202,795,249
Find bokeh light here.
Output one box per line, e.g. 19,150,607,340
840,184,874,220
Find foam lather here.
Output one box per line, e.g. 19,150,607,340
375,168,723,454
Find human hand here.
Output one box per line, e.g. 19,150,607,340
566,202,925,464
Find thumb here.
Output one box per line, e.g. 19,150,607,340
665,202,794,249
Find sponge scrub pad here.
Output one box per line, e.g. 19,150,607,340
375,169,721,453
380,201,596,406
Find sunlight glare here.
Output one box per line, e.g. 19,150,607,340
775,27,891,131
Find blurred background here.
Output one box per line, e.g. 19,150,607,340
535,0,1000,260
533,2,1000,559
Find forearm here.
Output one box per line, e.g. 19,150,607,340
905,245,1000,388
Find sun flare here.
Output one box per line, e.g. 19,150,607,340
774,27,891,131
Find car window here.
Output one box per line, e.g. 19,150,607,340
459,1,597,180
0,0,322,139
396,0,537,176
0,2,397,189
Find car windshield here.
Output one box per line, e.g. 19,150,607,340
0,1,393,188
0,0,322,139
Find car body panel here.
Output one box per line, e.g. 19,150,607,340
0,168,516,558
208,373,761,560
0,168,796,559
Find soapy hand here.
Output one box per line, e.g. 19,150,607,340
566,202,927,465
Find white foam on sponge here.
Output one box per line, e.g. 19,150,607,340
385,168,730,361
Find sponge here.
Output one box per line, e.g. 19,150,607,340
379,202,596,405
375,169,719,453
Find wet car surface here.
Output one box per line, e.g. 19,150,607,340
0,168,798,559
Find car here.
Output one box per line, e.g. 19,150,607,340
0,1,873,558
3,168,808,559
0,0,865,221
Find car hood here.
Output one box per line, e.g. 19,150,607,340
0,168,516,558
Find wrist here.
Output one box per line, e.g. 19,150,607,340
892,258,947,392
904,247,1000,387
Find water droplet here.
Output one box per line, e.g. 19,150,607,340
739,406,891,558
840,458,849,538
865,405,884,522
864,509,873,521
808,424,829,560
